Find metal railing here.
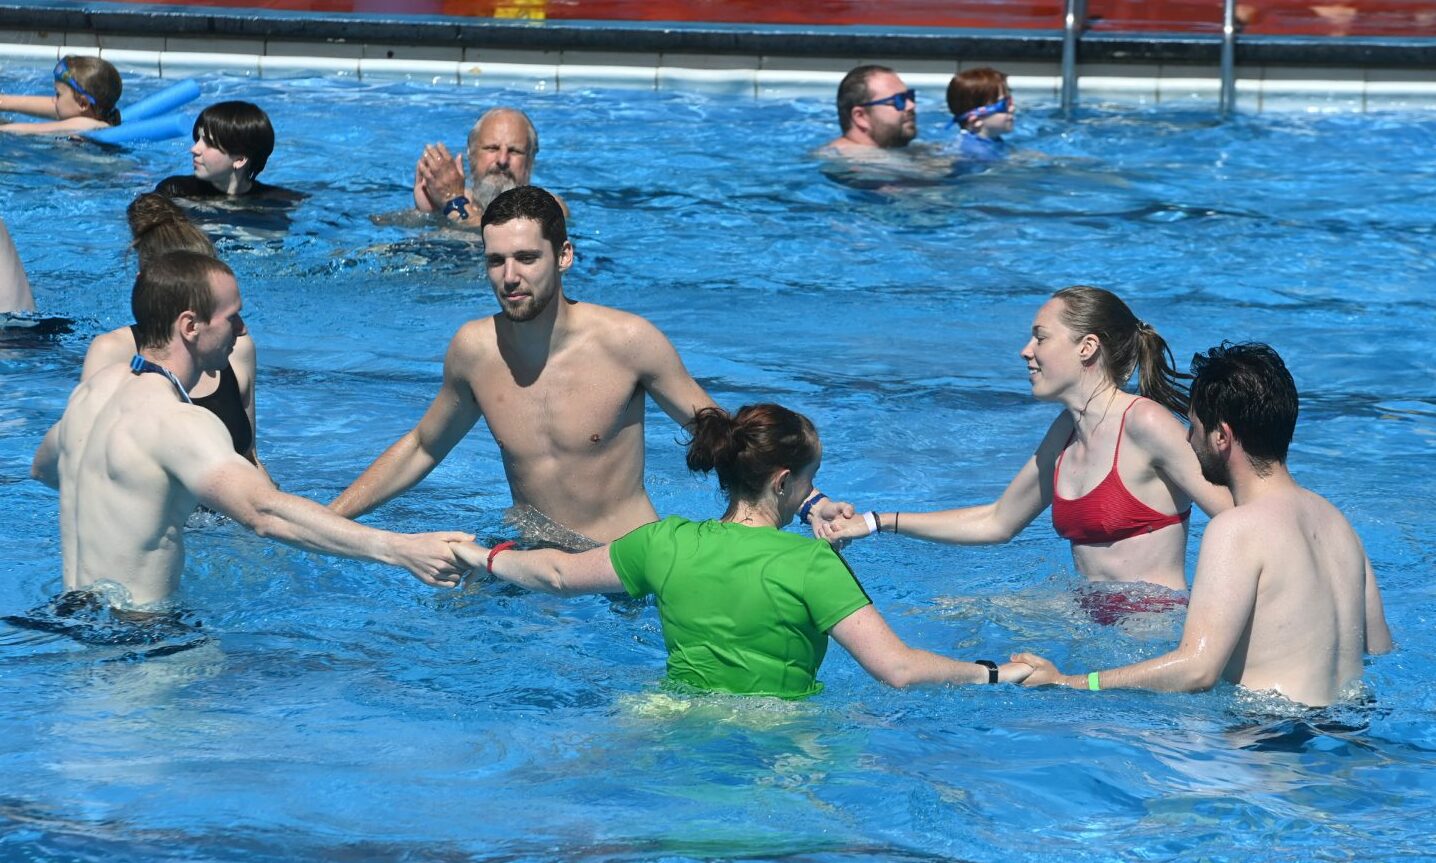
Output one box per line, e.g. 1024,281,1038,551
1064,0,1241,119
1060,0,1086,116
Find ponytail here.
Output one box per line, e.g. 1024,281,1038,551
1054,285,1190,416
686,404,820,504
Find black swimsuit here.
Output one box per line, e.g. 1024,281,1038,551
129,327,252,458
191,363,254,459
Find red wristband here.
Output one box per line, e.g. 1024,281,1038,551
487,540,517,573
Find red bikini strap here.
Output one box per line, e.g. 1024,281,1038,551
1111,398,1142,467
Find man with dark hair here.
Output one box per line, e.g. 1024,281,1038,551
826,64,918,152
155,101,302,201
1016,342,1392,706
411,106,566,225
31,251,468,607
331,185,715,550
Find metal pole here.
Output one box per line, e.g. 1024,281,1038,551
1061,0,1085,116
1219,0,1237,117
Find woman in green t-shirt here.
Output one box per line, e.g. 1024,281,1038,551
455,403,1031,698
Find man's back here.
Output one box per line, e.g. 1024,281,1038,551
1220,485,1373,704
56,364,219,604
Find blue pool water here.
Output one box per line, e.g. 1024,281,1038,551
2,69,1434,862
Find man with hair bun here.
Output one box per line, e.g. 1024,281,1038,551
1016,342,1393,706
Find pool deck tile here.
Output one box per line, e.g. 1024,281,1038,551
558,63,657,90
267,39,363,59
259,53,358,78
163,36,261,56
162,49,258,78
459,60,557,91
96,34,165,53
0,42,60,63
657,64,756,95
359,57,459,84
0,29,64,46
100,47,161,76
362,43,464,62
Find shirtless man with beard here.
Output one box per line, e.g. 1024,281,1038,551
333,186,713,549
411,107,568,224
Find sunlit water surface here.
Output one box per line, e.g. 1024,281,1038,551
2,70,1433,862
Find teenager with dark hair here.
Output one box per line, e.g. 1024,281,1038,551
155,101,302,201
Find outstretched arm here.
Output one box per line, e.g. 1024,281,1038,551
826,414,1070,545
331,330,484,518
0,117,106,136
1019,513,1258,692
0,95,60,119
1133,401,1233,518
1363,556,1392,654
830,604,1030,688
0,215,34,314
454,542,623,596
167,410,471,586
627,316,716,428
31,422,61,489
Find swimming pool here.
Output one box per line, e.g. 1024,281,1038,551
2,69,1433,861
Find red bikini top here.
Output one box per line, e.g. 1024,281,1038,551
1051,399,1190,545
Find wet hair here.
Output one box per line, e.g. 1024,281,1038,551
946,67,1008,128
836,64,893,133
131,251,234,351
57,55,122,125
467,107,539,156
1189,341,1298,468
127,192,215,268
1053,285,1190,415
686,404,820,504
192,101,275,179
481,186,568,253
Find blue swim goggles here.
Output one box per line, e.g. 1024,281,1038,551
859,89,916,112
954,95,1012,127
53,57,99,108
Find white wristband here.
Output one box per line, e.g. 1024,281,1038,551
862,511,878,536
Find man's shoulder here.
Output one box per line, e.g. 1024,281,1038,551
570,302,663,342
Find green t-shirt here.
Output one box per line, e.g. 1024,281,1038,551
609,516,872,699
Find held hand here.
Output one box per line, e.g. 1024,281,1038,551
450,540,490,573
997,661,1034,684
392,531,475,588
1010,652,1065,687
416,142,466,209
809,497,856,541
824,510,876,542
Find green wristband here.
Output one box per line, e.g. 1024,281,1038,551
1087,671,1101,691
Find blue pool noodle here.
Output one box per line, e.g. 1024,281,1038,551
124,79,201,123
84,112,190,145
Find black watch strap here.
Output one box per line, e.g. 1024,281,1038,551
975,659,999,684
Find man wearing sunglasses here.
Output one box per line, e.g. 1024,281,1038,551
826,65,919,152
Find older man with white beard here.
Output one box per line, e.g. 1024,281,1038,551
411,107,567,224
